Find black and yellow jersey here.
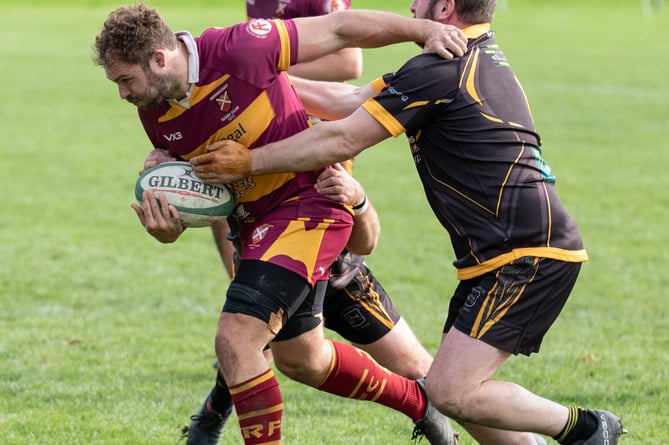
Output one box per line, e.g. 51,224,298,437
362,24,587,280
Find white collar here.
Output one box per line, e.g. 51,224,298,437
169,31,199,106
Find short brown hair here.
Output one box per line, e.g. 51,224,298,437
451,0,497,24
93,3,178,68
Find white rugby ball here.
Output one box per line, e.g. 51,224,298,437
135,161,235,227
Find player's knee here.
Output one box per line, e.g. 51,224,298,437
272,335,330,386
273,353,318,383
423,376,471,422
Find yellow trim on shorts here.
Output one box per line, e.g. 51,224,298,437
457,247,588,280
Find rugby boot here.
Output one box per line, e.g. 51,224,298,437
181,392,233,445
574,409,627,445
411,378,458,445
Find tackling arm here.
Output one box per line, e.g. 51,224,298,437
292,9,466,64
253,108,388,174
191,107,390,183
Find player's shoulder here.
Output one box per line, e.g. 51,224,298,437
400,52,457,73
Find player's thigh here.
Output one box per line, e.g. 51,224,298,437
271,324,329,370
428,328,510,397
445,257,581,356
270,287,333,386
223,259,313,336
355,318,432,379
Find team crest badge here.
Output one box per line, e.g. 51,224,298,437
251,224,271,244
248,19,273,37
215,90,232,113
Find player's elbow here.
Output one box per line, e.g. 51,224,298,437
346,237,377,256
345,216,381,256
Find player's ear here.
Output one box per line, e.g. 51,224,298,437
152,50,166,68
437,0,455,20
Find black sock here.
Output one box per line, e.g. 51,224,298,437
208,370,233,414
554,406,598,444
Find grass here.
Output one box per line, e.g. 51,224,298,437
1,0,667,443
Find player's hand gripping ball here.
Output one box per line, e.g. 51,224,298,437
135,161,235,227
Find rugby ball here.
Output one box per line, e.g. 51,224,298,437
135,161,235,227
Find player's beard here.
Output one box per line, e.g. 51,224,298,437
128,69,178,110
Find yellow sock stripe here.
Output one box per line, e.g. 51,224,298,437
368,378,388,402
555,405,579,442
229,369,275,395
349,368,369,398
236,402,284,422
317,339,337,388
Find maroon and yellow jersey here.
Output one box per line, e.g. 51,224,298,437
362,24,587,280
246,0,350,20
138,19,353,283
139,20,340,220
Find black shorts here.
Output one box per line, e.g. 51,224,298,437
444,257,581,356
222,260,326,341
323,259,401,345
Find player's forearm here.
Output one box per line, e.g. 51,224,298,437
346,201,380,256
251,120,357,175
294,10,465,64
327,10,436,49
288,48,362,81
291,77,374,120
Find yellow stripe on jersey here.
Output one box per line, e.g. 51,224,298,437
273,19,291,72
158,75,230,122
233,171,297,205
403,100,430,110
179,90,275,160
362,99,406,137
464,48,483,106
480,112,504,123
370,77,387,94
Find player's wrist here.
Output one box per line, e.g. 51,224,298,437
352,194,368,216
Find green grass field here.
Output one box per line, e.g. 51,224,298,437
1,0,667,443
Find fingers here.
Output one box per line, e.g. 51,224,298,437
131,202,146,226
315,163,363,205
190,151,213,166
144,148,177,170
190,140,253,183
424,24,467,59
141,191,182,229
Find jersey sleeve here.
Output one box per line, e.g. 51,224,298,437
362,55,455,137
199,19,299,80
